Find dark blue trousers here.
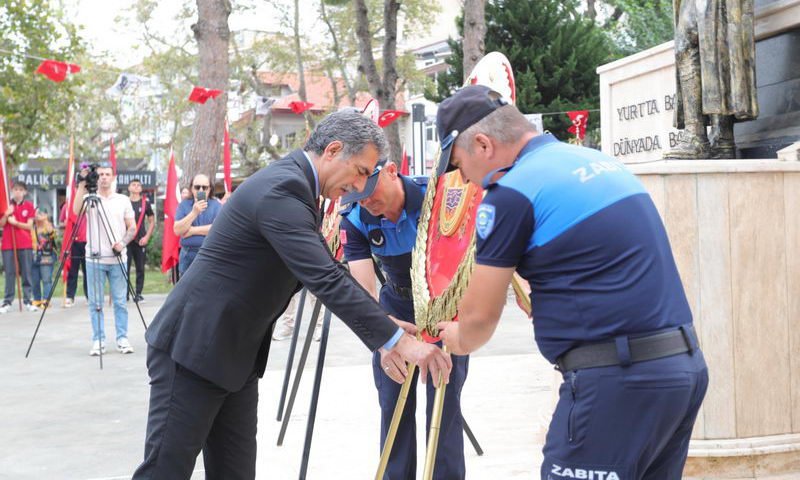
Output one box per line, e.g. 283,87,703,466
541,349,708,480
375,288,468,480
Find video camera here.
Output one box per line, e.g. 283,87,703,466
78,162,101,193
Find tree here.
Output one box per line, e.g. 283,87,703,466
462,0,486,79
430,0,612,139
601,0,674,56
183,0,231,186
0,1,86,164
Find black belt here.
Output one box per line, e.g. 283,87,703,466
387,282,413,300
556,325,698,371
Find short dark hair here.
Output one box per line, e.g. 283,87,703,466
12,180,27,190
129,178,142,185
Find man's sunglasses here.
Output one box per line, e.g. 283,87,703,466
193,185,210,191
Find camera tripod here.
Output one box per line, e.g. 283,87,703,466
26,191,148,369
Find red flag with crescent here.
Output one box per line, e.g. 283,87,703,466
36,60,81,82
567,110,589,140
378,110,406,128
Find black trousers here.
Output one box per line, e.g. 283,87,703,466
66,241,87,300
132,347,259,480
127,242,146,298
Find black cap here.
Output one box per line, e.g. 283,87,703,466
434,85,509,176
340,157,388,204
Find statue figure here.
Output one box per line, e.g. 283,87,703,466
664,0,759,159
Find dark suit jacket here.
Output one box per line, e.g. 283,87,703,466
146,150,398,391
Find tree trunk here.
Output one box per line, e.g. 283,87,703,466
462,0,486,79
586,0,597,21
354,0,403,166
185,0,231,189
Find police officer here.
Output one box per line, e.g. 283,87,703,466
340,159,469,480
435,86,708,479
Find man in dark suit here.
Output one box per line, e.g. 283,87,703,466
132,111,452,480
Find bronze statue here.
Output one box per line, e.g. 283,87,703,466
664,0,759,159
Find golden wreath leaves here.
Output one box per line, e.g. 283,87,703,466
411,154,478,337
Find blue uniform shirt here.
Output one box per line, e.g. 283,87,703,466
476,134,692,363
175,197,223,249
340,175,428,319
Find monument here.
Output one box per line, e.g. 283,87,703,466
665,0,759,158
598,0,800,478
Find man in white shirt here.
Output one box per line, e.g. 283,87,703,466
74,163,136,356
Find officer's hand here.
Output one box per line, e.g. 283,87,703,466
192,199,208,214
437,322,467,355
393,335,451,385
379,348,409,384
389,315,417,335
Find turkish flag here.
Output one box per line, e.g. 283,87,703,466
0,134,10,217
35,60,81,82
289,101,314,114
109,136,117,175
400,147,409,175
161,150,181,273
567,110,589,140
378,110,406,128
188,86,223,104
223,121,232,193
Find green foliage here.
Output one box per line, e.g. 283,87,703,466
603,0,674,56
0,0,87,163
429,0,612,138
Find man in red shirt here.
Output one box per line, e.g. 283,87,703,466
0,181,38,313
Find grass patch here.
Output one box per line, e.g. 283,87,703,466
0,266,175,299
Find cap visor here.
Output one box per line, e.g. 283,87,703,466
435,143,456,177
341,172,379,204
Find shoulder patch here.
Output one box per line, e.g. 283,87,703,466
368,229,385,247
476,204,496,239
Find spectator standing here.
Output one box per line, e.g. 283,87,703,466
31,207,57,307
173,174,222,276
0,181,38,313
127,179,155,302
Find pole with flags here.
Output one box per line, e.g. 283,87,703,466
109,136,117,175
161,149,180,275
59,137,77,304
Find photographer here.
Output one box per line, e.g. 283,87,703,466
173,174,221,275
73,163,136,356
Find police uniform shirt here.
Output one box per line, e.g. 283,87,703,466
340,175,427,318
475,134,692,363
